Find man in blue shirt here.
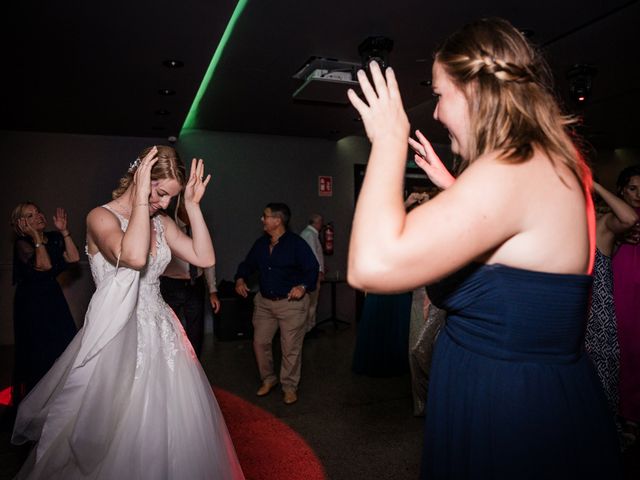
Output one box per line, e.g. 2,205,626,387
235,203,319,405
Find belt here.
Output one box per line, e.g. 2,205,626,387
261,293,287,301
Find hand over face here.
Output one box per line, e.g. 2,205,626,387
17,217,39,240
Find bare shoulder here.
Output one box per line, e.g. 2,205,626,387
442,152,533,218
87,206,116,225
158,212,177,232
458,150,583,205
86,206,122,235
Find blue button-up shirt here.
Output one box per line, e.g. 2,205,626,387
235,231,319,298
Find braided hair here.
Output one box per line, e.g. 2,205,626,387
435,18,590,192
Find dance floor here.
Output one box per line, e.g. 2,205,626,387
1,386,326,480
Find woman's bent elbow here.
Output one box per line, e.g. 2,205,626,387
120,255,147,271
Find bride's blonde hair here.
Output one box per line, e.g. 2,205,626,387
112,145,186,199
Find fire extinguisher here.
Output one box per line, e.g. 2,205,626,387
322,222,334,256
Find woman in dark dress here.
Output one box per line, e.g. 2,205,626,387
352,193,427,377
10,202,79,405
352,291,412,377
586,182,638,433
347,17,620,479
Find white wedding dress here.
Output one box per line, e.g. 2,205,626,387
12,206,245,479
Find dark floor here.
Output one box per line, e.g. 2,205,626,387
1,324,639,479
0,324,424,480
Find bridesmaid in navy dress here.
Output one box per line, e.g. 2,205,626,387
347,17,620,479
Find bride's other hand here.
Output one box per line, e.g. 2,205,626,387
184,159,211,205
409,131,456,189
348,61,410,145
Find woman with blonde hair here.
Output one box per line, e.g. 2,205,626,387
12,145,244,479
348,17,620,478
10,202,79,406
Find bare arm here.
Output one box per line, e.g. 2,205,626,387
346,63,519,291
87,148,159,270
53,208,80,263
594,182,639,234
164,159,215,268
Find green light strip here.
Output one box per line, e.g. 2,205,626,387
180,0,248,132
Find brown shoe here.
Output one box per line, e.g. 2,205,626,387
283,391,298,405
256,381,278,396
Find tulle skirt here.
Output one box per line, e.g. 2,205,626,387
12,271,244,480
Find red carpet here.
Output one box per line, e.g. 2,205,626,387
1,386,326,480
213,387,326,480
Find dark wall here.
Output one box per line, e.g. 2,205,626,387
0,129,372,344
4,128,633,345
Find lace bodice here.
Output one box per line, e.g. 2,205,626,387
85,206,183,374
87,206,171,287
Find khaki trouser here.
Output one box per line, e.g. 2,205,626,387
305,283,321,332
252,292,309,392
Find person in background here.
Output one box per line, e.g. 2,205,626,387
404,190,447,416
161,197,221,358
612,164,640,446
585,181,638,441
300,213,324,334
352,193,425,378
347,17,620,478
10,203,79,406
235,203,318,405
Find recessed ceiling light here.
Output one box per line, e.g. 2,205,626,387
163,59,184,68
155,109,170,115
158,89,176,96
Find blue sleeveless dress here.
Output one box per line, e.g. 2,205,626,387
422,263,620,479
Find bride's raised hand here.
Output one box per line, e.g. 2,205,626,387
408,130,456,189
184,158,211,205
347,61,410,144
131,146,159,205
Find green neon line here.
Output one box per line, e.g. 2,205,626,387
181,0,248,132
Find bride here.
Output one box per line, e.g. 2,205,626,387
12,145,245,479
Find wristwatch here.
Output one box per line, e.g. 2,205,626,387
299,284,307,291
34,243,42,248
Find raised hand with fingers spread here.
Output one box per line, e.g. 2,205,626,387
408,131,456,189
348,61,410,145
184,158,212,205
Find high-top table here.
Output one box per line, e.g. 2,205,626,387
315,276,350,329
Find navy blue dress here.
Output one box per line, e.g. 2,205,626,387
352,293,411,377
422,263,620,479
12,232,77,404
